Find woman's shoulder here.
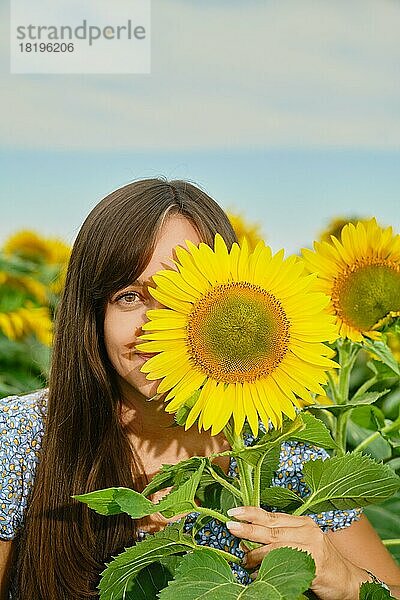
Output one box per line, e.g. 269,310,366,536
0,388,47,541
0,389,47,439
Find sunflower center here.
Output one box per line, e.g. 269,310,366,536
332,260,400,331
187,282,290,383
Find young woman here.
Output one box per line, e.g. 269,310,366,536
1,178,399,599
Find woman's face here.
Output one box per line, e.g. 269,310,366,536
104,215,201,402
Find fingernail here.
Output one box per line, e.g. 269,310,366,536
226,520,241,531
227,507,244,517
241,554,247,566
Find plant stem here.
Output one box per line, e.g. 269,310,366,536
351,376,377,401
353,418,400,453
327,371,340,404
223,420,254,506
382,539,400,547
195,506,230,524
196,543,242,564
292,496,313,516
252,460,262,507
208,467,243,500
332,340,361,455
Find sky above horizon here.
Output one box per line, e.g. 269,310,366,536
1,0,399,253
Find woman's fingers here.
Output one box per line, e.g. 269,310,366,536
226,507,318,546
227,517,311,545
243,542,310,570
227,506,312,528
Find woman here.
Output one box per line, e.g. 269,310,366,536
0,178,399,599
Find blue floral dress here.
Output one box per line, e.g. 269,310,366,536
1,390,362,587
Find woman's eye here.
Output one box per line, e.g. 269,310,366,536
115,292,141,305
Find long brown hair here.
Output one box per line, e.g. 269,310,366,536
13,178,237,599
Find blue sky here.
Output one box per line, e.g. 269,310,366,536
1,0,399,253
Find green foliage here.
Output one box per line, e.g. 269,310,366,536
159,547,315,600
298,453,400,514
359,582,395,599
98,525,197,600
0,237,69,398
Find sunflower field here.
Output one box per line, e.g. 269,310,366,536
0,230,70,398
2,216,400,594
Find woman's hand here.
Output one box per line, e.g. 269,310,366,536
226,506,370,600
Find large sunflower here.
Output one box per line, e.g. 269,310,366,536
302,219,400,342
138,235,338,436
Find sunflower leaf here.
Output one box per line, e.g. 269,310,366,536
290,412,337,449
98,525,197,600
156,461,207,517
261,486,304,511
75,464,206,520
259,445,282,492
238,416,305,466
351,390,390,405
159,546,315,600
142,457,205,497
257,546,316,599
300,452,400,514
73,487,154,517
120,556,182,600
364,340,400,377
359,582,394,599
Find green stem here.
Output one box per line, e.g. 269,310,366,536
223,420,254,506
336,412,350,457
196,544,242,564
236,457,254,506
293,496,314,516
331,340,361,455
353,418,400,453
208,467,243,501
327,371,340,404
195,506,230,524
383,539,400,547
351,376,377,401
252,460,262,507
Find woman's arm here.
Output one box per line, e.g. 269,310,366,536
0,540,14,600
226,507,400,600
327,514,400,597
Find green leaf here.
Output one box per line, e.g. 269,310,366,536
156,462,206,517
301,453,400,513
351,405,386,430
257,546,316,600
73,487,154,517
311,392,389,418
347,421,392,461
238,416,305,466
75,464,206,520
352,390,390,404
359,582,394,599
142,457,205,497
99,525,197,600
291,412,337,449
122,557,181,600
174,390,201,426
159,547,315,600
259,445,282,493
364,340,400,377
260,486,304,511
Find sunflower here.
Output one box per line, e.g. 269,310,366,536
4,230,70,265
318,216,373,244
137,235,338,437
302,219,400,342
228,212,263,251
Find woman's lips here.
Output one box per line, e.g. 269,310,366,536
135,351,157,360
